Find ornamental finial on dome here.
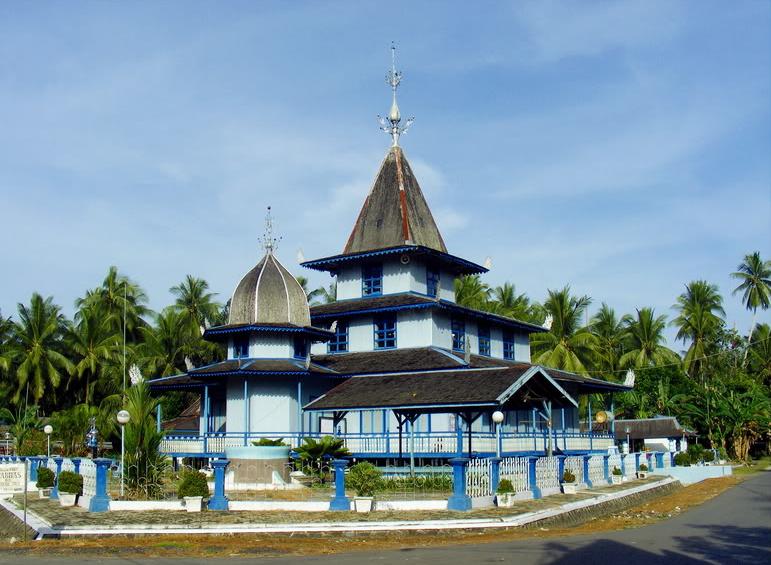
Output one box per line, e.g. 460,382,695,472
378,42,414,147
259,206,281,254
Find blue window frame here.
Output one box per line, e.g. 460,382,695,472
293,337,307,359
451,318,465,352
362,264,383,296
328,321,349,353
478,325,491,356
503,331,515,360
233,337,249,359
374,314,397,349
426,267,440,298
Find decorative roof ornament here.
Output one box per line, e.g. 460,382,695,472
259,206,281,254
378,42,415,147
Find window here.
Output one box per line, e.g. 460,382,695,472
328,321,349,353
451,318,465,352
293,337,307,359
233,337,249,359
362,264,383,296
478,325,491,356
426,267,440,298
503,331,515,360
374,314,397,349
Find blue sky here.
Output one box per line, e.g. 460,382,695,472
1,1,769,347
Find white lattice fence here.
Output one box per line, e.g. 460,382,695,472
608,453,622,475
466,458,492,497
79,459,97,497
564,456,585,484
535,457,560,492
588,456,605,485
499,457,529,493
61,458,75,473
46,458,56,473
622,454,636,477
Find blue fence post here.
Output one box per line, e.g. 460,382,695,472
583,455,593,488
646,452,653,470
208,459,230,511
88,458,112,512
28,456,41,483
329,459,350,511
670,452,675,466
621,453,627,476
50,457,63,500
447,457,472,511
528,456,542,499
634,452,640,471
557,454,566,484
603,454,611,484
72,458,81,475
490,457,501,495
655,452,664,469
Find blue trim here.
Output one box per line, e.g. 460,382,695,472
205,325,333,340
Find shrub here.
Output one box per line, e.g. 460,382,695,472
674,452,690,467
497,478,514,494
702,450,715,463
177,470,210,499
687,444,705,462
36,467,55,489
639,463,648,472
346,462,382,497
562,469,576,483
251,438,287,447
57,470,83,495
612,466,622,476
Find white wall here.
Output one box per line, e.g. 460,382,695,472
432,312,453,350
439,269,455,302
229,335,293,359
490,327,504,358
398,310,433,348
333,260,458,300
514,331,531,362
248,380,297,433
336,266,359,300
348,316,373,352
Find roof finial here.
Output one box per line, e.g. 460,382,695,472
378,42,415,147
260,206,281,254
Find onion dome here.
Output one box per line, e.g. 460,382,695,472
229,250,311,327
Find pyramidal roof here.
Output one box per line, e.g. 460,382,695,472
343,146,447,255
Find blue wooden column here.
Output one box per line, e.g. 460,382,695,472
28,456,41,482
634,452,641,471
603,454,611,484
447,457,472,511
583,455,593,488
329,459,350,511
50,457,63,500
655,452,664,468
88,458,112,512
208,459,230,511
72,458,81,474
489,457,501,494
528,456,542,499
557,455,566,483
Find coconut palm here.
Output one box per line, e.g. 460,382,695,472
7,294,73,405
671,280,725,378
170,275,221,335
310,282,337,305
747,323,771,384
731,252,771,360
139,308,196,377
0,405,41,454
66,308,121,405
530,286,597,374
590,303,628,375
75,266,151,337
454,275,491,311
620,307,680,369
489,283,542,323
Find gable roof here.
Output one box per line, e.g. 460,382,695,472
615,417,697,440
343,146,447,255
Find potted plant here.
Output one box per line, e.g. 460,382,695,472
495,478,516,507
638,463,648,479
611,466,623,484
178,470,210,512
561,469,577,494
57,470,83,507
347,462,381,513
36,467,55,499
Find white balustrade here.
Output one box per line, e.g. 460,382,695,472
61,458,75,473
564,455,585,484
466,458,492,497
499,456,529,493
80,459,97,497
588,455,605,485
535,456,560,492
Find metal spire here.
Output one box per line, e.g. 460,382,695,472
259,206,281,254
378,42,414,147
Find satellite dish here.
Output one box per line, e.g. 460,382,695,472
483,256,493,270
595,410,614,423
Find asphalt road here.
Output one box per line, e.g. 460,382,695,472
4,471,769,564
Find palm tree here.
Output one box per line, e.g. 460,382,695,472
489,283,541,323
0,405,41,454
66,308,121,405
76,266,151,337
671,280,725,378
454,275,491,311
139,308,196,377
170,275,221,335
310,282,337,305
590,303,628,375
620,307,680,369
731,252,771,360
530,286,597,374
747,323,771,384
7,293,73,405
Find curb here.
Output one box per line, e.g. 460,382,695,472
8,477,678,537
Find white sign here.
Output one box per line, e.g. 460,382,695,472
0,463,25,494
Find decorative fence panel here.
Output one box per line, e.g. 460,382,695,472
499,456,529,494
535,457,560,493
46,458,56,473
588,456,605,485
80,459,97,497
622,454,636,477
662,453,671,468
61,458,75,473
564,456,585,484
466,458,492,497
608,453,622,475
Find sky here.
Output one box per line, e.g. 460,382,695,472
1,1,769,348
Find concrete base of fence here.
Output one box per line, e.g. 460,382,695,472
110,500,185,511
652,465,733,485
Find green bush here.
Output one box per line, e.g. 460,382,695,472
251,438,287,447
562,469,576,483
346,462,382,497
379,474,452,492
687,444,705,462
639,463,648,472
674,452,690,467
57,470,83,495
702,450,715,463
612,466,623,476
36,467,55,489
497,478,514,494
177,470,210,499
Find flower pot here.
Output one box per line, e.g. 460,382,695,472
37,488,52,499
637,471,647,479
58,493,78,507
611,475,623,485
184,496,203,513
353,497,374,513
496,493,516,507
561,482,577,495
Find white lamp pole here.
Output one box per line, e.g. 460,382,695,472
117,410,131,497
4,432,10,455
492,411,505,458
43,425,53,458
625,426,631,454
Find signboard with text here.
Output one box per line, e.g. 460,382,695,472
0,463,26,494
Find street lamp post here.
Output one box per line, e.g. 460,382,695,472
43,425,53,458
117,410,131,497
625,426,631,454
4,432,10,456
492,411,505,458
